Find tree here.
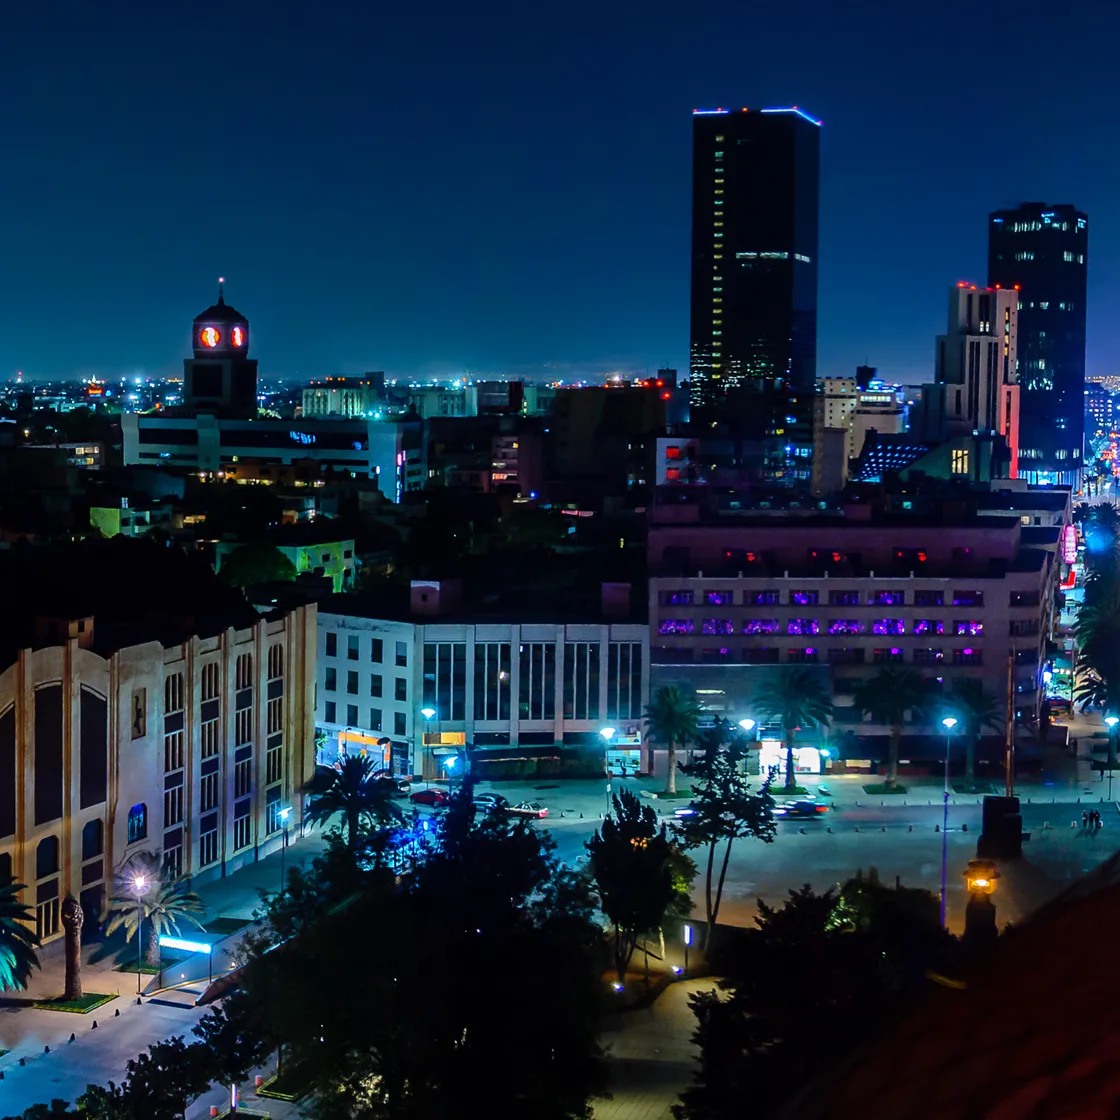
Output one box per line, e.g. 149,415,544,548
644,685,701,795
674,719,775,947
0,874,40,991
104,857,205,969
950,679,1003,778
219,542,296,588
61,895,83,1001
193,997,271,1116
302,753,403,853
849,666,930,788
752,668,833,793
587,790,682,983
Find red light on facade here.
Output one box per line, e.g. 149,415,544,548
661,392,670,400
1014,284,1021,290
995,284,1001,289
655,380,663,387
200,327,220,348
918,551,928,562
957,281,967,288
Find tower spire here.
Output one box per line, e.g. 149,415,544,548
218,276,225,305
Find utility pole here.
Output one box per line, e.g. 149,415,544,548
1004,649,1015,798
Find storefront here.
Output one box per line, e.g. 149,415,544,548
758,740,828,780
607,730,642,777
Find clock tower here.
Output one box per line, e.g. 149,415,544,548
183,280,258,418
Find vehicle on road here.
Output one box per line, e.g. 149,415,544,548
370,772,412,797
773,798,829,819
473,793,510,813
410,788,451,808
507,801,549,819
674,803,698,818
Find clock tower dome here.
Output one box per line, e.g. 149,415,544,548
183,280,258,418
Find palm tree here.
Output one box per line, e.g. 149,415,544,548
753,667,834,792
950,679,1003,779
61,895,84,1001
643,685,702,795
105,857,205,969
850,667,930,789
0,874,40,991
303,754,403,851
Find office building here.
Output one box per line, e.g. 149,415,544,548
812,377,907,494
316,581,649,777
0,540,316,944
1085,383,1115,448
302,377,383,419
688,106,820,478
988,204,1088,485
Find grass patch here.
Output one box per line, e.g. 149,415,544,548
952,782,992,794
204,917,250,936
112,956,182,975
652,791,693,801
258,1063,315,1102
863,783,909,795
775,784,811,796
32,992,116,1014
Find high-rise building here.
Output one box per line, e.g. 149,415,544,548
688,106,820,479
988,203,1088,485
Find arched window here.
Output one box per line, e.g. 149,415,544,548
36,835,59,880
127,803,147,845
268,644,284,680
82,818,104,862
0,851,11,883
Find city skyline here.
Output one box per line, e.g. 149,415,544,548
1,0,1117,384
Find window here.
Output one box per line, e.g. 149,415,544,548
912,619,944,635
235,708,252,746
1010,591,1041,607
268,644,284,679
827,620,864,635
951,448,970,475
665,468,681,481
37,835,59,879
955,620,984,636
347,635,359,661
915,590,944,607
828,648,865,665
200,771,219,813
36,884,60,940
744,648,779,665
872,619,905,636
202,662,220,701
394,712,407,735
267,695,283,736
474,643,512,721
325,667,337,692
127,803,147,844
953,591,984,607
742,619,778,635
665,446,682,460
703,618,736,636
199,819,219,867
1009,619,1039,636
747,590,780,605
395,677,408,703
233,801,252,851
706,590,733,605
325,700,337,722
563,643,601,720
81,819,103,862
164,672,184,714
828,591,860,606
369,707,383,731
422,644,467,719
267,740,283,785
872,590,905,606
787,648,818,663
606,642,643,721
346,671,359,695
201,715,220,760
873,648,905,663
266,787,283,835
164,729,184,772
913,649,944,664
658,619,694,635
326,633,337,658
787,619,819,635
371,638,383,663
347,703,359,726
952,648,983,666
396,641,409,668
235,653,253,690
164,783,183,827
235,757,253,799
519,642,556,721
791,590,819,605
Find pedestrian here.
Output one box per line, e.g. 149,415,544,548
1084,809,1089,829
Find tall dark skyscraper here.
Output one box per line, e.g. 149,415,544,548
689,106,820,482
988,203,1087,486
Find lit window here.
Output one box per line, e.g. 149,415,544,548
951,448,970,475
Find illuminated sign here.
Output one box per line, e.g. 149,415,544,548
232,326,245,347
1061,523,1078,565
200,327,221,348
289,431,316,445
158,936,212,954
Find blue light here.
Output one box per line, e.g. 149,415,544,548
159,936,213,954
692,108,729,115
761,106,822,126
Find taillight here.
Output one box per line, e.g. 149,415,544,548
815,805,828,813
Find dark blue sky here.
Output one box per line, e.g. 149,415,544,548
3,0,1118,383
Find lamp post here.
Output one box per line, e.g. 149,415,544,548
1106,715,1119,798
940,716,958,929
278,806,292,894
600,727,616,815
419,707,436,786
738,718,756,734
683,922,692,976
131,873,150,998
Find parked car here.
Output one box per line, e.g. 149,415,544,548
370,772,412,797
473,793,510,814
673,803,698,818
772,798,829,819
410,788,451,808
507,801,549,819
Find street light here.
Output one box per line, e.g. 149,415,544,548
738,718,756,733
278,806,292,894
939,716,958,929
131,873,150,998
419,707,437,787
600,727,616,815
1106,716,1119,799
683,922,692,976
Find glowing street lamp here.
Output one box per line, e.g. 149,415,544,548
419,707,437,787
939,716,958,928
131,873,150,998
278,806,292,893
738,718,756,733
600,728,616,815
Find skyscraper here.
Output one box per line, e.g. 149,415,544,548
689,107,820,409
988,203,1087,485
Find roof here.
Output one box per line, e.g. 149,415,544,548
193,292,246,324
785,849,1120,1120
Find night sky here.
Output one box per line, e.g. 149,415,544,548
3,0,1118,383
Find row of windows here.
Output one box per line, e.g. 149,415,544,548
324,667,409,702
323,701,408,736
657,588,1044,608
658,618,992,637
161,649,278,714
325,631,409,667
657,646,996,666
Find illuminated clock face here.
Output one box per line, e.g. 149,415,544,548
200,326,221,348
232,325,245,347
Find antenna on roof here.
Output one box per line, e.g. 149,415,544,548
218,277,225,304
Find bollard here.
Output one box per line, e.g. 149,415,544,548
935,824,940,832
908,824,913,832
256,1075,264,1089
799,826,806,834
19,1058,25,1066
854,826,860,832
0,1070,4,1079
115,1009,120,1017
580,813,583,819
962,823,967,832
92,1021,97,1029
211,1109,219,1119
44,1046,49,1054
69,1033,75,1043
1071,821,1079,828
827,826,832,833
881,825,886,832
